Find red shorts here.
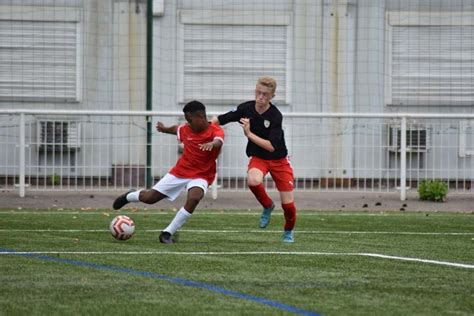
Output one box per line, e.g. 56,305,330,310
248,156,294,191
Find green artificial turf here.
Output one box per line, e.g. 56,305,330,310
0,209,473,315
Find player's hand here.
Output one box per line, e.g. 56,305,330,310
199,142,214,151
156,122,165,132
210,116,220,125
239,117,251,137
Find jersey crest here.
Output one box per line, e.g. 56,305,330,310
264,120,270,128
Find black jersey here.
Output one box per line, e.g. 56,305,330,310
218,101,288,160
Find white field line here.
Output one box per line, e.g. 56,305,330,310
171,229,474,236
0,211,465,217
359,253,474,269
1,250,473,269
0,229,471,236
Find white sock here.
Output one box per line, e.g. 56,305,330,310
126,189,142,202
163,207,192,235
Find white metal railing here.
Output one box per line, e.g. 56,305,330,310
1,110,474,200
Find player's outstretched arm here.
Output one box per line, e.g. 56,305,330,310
199,138,223,151
156,122,178,135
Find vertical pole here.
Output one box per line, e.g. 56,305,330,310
211,173,218,199
329,0,340,179
19,113,26,197
146,0,153,188
400,116,407,201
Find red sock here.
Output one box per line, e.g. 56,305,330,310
282,202,297,230
248,184,273,209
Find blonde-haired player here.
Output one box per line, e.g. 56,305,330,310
212,77,297,243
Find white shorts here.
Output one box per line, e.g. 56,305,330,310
152,173,208,201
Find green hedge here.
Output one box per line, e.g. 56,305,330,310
418,179,448,202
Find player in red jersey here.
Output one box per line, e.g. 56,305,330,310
113,101,224,243
212,77,296,243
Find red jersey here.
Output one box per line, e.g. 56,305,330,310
169,123,224,185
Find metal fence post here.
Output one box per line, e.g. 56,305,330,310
19,113,26,197
211,174,218,200
400,116,407,201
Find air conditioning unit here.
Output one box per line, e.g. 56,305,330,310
37,120,81,152
388,126,430,153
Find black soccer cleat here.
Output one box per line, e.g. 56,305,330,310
112,190,133,210
159,231,175,244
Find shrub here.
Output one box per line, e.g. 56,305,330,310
50,174,61,186
418,180,448,202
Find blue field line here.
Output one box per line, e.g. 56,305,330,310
2,248,321,316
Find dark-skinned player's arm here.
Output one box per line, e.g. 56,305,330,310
156,122,178,135
199,138,223,151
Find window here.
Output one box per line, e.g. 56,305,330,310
178,10,292,105
385,12,474,106
0,6,81,102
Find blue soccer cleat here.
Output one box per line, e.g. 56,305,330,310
259,203,275,228
282,230,294,243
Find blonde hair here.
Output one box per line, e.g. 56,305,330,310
257,76,277,94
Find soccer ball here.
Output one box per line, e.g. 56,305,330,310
109,215,135,240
